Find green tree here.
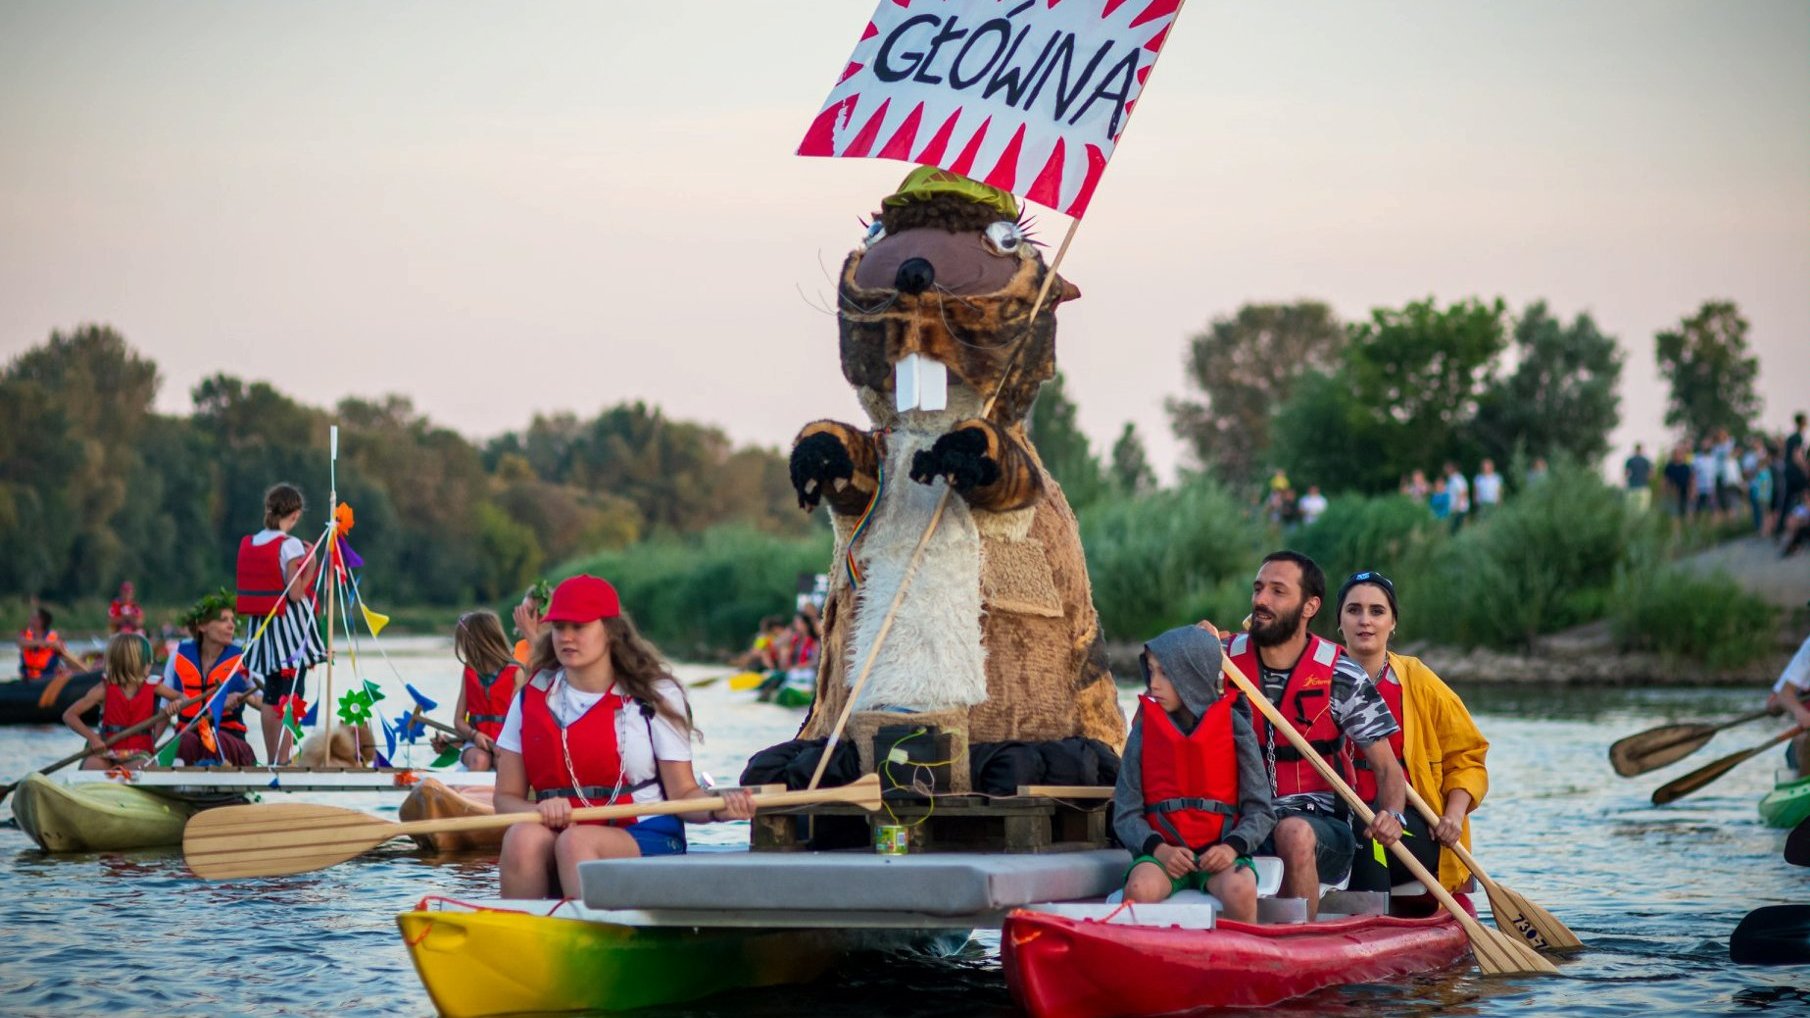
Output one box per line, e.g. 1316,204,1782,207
1108,422,1156,496
1655,300,1762,439
1273,298,1507,493
1473,302,1622,469
1166,301,1344,486
1028,370,1106,507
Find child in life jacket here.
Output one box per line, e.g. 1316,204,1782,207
61,633,182,769
451,610,525,771
1112,625,1275,921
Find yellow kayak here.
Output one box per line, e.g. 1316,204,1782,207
12,773,206,852
727,671,766,691
399,898,868,1017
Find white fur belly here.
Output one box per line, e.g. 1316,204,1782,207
846,429,987,711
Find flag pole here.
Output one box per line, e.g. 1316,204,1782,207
322,424,339,744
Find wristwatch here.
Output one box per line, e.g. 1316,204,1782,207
1385,810,1407,827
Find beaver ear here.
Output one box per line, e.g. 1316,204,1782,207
1055,275,1082,303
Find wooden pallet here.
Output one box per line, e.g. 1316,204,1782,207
752,786,1112,854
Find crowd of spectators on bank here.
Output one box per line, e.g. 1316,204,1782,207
1631,411,1808,557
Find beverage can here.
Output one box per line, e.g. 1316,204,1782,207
874,824,909,855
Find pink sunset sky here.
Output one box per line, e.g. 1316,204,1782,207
2,1,1805,480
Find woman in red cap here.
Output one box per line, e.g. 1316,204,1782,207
494,574,756,899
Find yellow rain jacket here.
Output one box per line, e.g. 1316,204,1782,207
1388,652,1490,892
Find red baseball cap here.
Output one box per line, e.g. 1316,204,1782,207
542,575,621,623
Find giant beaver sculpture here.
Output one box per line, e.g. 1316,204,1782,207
757,168,1125,795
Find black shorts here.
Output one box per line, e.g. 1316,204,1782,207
263,667,308,702
1258,807,1356,885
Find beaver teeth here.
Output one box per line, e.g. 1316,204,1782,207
894,353,948,413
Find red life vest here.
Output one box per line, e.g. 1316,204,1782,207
236,535,289,618
19,628,59,679
518,672,657,826
98,681,160,754
109,599,144,635
171,641,248,733
1138,693,1242,850
1224,632,1354,798
1351,663,1406,803
462,663,521,740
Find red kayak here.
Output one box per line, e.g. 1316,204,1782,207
1002,897,1473,1016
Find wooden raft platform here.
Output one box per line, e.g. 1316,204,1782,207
753,786,1113,854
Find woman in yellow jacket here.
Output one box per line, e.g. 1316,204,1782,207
1336,570,1489,895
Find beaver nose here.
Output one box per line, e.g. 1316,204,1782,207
894,258,935,295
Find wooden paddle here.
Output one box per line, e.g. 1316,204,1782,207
184,772,886,880
1608,710,1772,777
0,688,212,804
1403,785,1582,952
1650,727,1805,805
1218,653,1557,977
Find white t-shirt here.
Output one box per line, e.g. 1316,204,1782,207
1773,635,1810,694
1297,492,1328,525
1446,472,1470,512
251,529,307,575
1473,471,1503,506
495,670,693,805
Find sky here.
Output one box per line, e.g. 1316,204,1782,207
1,1,1805,482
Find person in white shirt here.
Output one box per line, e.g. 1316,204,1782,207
1297,485,1328,526
1472,459,1503,516
494,574,756,899
1765,622,1810,777
1443,463,1470,529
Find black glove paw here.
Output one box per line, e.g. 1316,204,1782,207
790,432,856,511
908,427,998,492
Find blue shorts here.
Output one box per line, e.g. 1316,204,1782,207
626,813,687,857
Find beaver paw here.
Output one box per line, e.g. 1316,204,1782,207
790,431,856,511
909,426,999,493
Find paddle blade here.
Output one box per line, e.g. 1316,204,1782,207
1651,730,1796,805
183,802,400,880
1464,916,1560,976
1609,724,1715,777
1787,817,1810,867
1731,905,1810,965
1486,881,1584,952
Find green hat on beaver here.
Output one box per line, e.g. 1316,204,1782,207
882,166,1018,220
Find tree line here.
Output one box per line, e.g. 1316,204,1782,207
0,325,819,610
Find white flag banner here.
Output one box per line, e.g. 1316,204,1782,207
798,0,1181,218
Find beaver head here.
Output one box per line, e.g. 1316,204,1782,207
837,168,1079,430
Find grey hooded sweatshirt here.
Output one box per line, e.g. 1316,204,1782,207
1112,625,1276,858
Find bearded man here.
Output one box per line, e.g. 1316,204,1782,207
1215,551,1407,918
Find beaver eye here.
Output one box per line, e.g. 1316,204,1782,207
982,221,1023,255
862,221,886,249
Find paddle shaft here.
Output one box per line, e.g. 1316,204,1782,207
397,779,875,838
1652,726,1806,804
407,707,459,738
803,217,1084,793
1629,710,1772,757
0,688,215,800
1220,654,1553,974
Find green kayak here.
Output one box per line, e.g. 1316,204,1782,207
1759,775,1810,829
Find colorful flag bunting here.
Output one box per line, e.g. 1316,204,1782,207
360,603,389,636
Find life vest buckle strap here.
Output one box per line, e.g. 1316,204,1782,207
534,777,657,801
1149,796,1237,816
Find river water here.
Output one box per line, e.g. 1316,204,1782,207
2,639,1806,1017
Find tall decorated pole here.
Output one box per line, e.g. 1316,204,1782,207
321,424,339,742
796,0,1186,789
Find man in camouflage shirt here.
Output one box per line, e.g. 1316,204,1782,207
1216,551,1407,917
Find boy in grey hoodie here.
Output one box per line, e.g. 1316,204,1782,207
1113,625,1276,921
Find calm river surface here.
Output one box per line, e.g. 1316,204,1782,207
2,638,1807,1017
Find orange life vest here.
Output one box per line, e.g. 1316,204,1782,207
1224,632,1354,799
171,642,248,733
462,663,521,740
1351,664,1406,803
98,681,160,754
19,628,59,679
1138,692,1242,850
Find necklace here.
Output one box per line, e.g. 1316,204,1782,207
554,670,625,810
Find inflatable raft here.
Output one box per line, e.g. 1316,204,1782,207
0,670,101,725
1002,895,1473,1015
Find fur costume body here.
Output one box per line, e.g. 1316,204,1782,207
788,172,1126,752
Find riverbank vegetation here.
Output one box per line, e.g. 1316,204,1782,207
4,286,1781,668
